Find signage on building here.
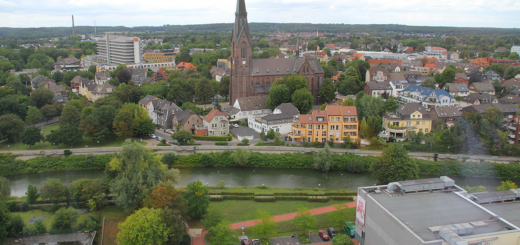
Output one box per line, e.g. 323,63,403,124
356,195,366,226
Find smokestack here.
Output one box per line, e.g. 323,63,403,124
72,15,75,36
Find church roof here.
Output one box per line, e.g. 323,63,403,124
250,58,324,77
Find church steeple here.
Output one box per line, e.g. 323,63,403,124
233,0,251,43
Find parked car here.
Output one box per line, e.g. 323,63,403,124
165,129,174,134
149,134,156,139
327,227,338,238
156,137,162,141
240,236,250,245
251,239,261,245
318,230,330,241
234,124,239,128
344,222,355,237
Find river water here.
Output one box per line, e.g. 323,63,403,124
6,167,516,197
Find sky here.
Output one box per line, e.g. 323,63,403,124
1,0,520,28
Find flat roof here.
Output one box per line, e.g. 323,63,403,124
398,178,445,186
369,191,511,242
485,202,520,228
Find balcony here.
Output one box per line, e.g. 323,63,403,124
508,124,517,131
287,132,302,138
509,134,515,139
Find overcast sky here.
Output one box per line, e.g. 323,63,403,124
1,0,519,29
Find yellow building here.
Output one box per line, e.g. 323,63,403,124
143,50,176,62
382,103,432,140
288,105,359,143
217,59,231,68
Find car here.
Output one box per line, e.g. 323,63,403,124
234,124,239,128
318,230,330,241
327,227,338,238
149,134,156,139
344,222,355,237
251,239,261,245
240,236,250,245
156,137,162,141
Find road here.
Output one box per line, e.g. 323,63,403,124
27,117,60,128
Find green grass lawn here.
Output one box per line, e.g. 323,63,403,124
99,206,133,245
236,208,356,242
0,123,147,150
208,200,348,223
207,187,356,195
11,209,88,230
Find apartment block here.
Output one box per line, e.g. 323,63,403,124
97,35,144,65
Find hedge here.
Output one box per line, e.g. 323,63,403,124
193,135,232,141
220,192,255,196
308,197,330,202
275,196,309,201
324,192,357,196
330,196,354,201
254,197,276,202
215,142,228,146
209,196,223,201
223,195,254,200
273,192,309,196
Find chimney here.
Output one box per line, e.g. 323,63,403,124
72,15,75,36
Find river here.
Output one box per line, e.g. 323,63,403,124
6,167,517,197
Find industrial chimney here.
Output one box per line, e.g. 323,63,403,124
72,15,75,36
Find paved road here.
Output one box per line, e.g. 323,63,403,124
27,117,60,128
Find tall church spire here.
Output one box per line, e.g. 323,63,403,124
233,0,251,43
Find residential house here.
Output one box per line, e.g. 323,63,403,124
388,63,401,72
210,67,230,82
446,51,459,60
350,53,365,61
30,75,54,90
288,105,358,143
453,73,470,86
501,78,520,89
332,72,343,83
332,54,349,64
469,58,490,67
364,82,393,97
388,73,407,96
484,70,501,80
316,51,329,62
155,100,181,129
69,76,91,93
176,62,197,71
78,79,97,100
203,109,229,136
122,68,147,84
95,71,111,85
276,53,290,59
402,47,414,54
54,57,81,71
90,82,115,102
365,68,389,83
469,82,495,95
42,81,67,97
443,83,470,97
382,103,432,140
399,85,459,110
430,106,462,128
172,109,203,135
232,95,272,120
138,95,158,112
499,94,520,105
332,94,356,104
459,93,498,108
273,103,299,119
152,68,167,82
249,113,294,134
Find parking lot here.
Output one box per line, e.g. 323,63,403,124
309,234,328,243
269,236,302,245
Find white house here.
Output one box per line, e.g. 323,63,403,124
248,113,294,135
399,85,459,110
233,95,272,120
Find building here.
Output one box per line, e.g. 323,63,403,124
443,83,469,97
249,113,294,134
382,103,432,140
229,0,324,105
41,81,67,97
459,93,498,107
155,100,181,130
210,67,230,82
430,106,462,127
232,95,271,120
288,105,358,143
469,58,490,67
54,57,81,71
423,46,447,57
453,73,470,86
316,50,329,62
364,82,392,97
78,79,97,100
484,70,501,80
511,45,520,55
501,78,520,89
90,82,115,102
97,35,144,65
97,61,176,72
176,62,197,71
365,68,389,83
152,68,167,82
355,177,520,245
30,75,54,90
143,49,176,62
203,109,229,136
399,85,459,110
273,103,299,119
217,58,231,69
172,109,204,134
81,55,106,68
95,71,111,85
469,82,495,95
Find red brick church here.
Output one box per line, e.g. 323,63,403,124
229,0,324,105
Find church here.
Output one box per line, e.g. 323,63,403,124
229,0,325,105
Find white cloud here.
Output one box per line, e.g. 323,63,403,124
0,0,518,28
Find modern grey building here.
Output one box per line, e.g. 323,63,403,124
97,35,144,65
356,177,520,245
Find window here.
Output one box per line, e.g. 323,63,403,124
322,131,327,136
308,131,312,136
407,122,411,127
419,129,423,132
336,125,339,130
308,137,311,142
331,117,335,122
336,132,339,137
416,121,420,125
330,132,333,137
336,117,340,121
256,79,260,85
425,129,429,133
241,42,246,58
422,121,425,125
316,131,319,136
317,117,324,122
330,125,334,130
308,125,313,129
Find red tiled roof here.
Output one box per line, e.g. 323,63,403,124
203,109,228,122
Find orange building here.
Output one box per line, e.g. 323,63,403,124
288,105,358,143
469,58,490,67
176,62,197,71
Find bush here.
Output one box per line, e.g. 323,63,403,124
64,150,72,156
275,196,308,201
273,192,308,196
241,138,249,145
8,201,19,212
218,180,226,188
50,204,62,213
19,202,29,212
85,153,95,165
162,152,177,166
255,185,269,189
199,154,213,167
345,159,364,173
160,138,167,144
215,141,228,146
220,192,254,196
84,214,100,231
329,196,354,201
194,135,232,141
209,196,223,201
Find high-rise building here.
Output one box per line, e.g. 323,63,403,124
97,35,144,65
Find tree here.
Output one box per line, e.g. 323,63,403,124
30,88,54,108
51,207,79,233
116,69,132,84
40,179,68,204
0,205,8,243
21,126,45,148
230,148,251,166
284,74,307,93
219,76,230,99
327,204,351,228
34,219,47,234
108,140,176,210
172,130,193,145
162,152,177,166
195,78,213,103
163,208,190,245
69,179,105,205
383,97,399,112
202,209,225,231
134,108,155,136
313,143,334,172
508,52,520,60
144,182,184,210
0,114,25,142
117,207,169,245
266,129,276,140
113,109,136,138
341,98,356,106
60,125,83,148
46,129,63,146
207,221,236,245
440,66,457,88
253,210,277,239
0,177,10,201
356,95,384,119
60,105,81,128
421,78,437,89
331,234,354,245
496,180,518,191
183,180,209,219
371,144,419,185
25,106,43,125
292,88,314,114
266,84,291,110
7,215,25,237
319,78,336,102
26,184,39,204
292,207,317,233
